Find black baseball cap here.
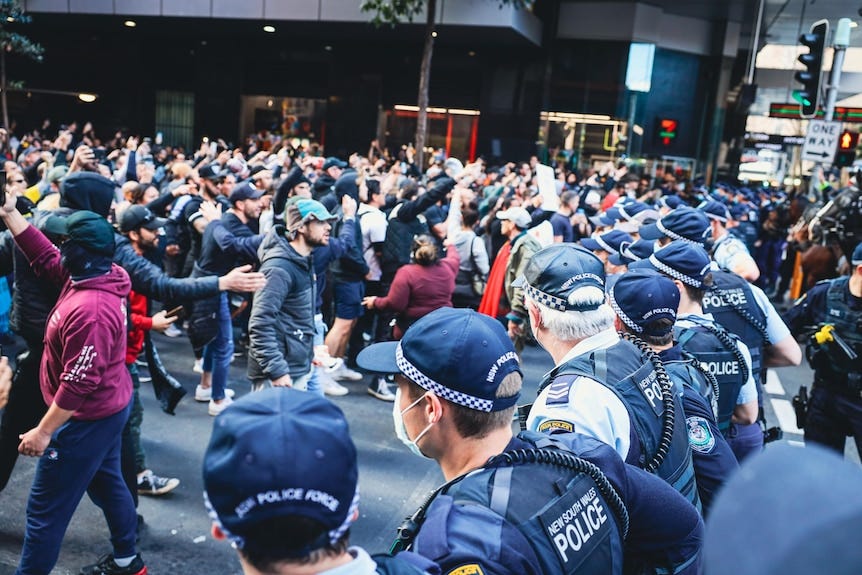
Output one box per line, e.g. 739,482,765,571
43,210,115,256
119,205,167,233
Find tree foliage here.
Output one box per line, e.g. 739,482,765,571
360,0,425,25
0,0,44,63
0,0,44,129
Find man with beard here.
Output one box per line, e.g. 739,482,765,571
248,199,337,391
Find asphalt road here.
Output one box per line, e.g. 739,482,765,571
0,328,857,574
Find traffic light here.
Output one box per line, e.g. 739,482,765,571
794,20,827,118
836,130,859,168
658,118,678,146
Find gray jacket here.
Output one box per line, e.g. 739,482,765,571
247,225,316,381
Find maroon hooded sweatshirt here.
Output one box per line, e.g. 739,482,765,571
14,225,132,420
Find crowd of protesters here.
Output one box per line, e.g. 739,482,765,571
0,118,859,575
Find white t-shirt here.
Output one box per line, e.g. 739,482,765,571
357,204,388,281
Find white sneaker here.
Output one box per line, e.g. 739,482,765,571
195,385,235,402
367,376,396,401
163,324,183,338
321,371,349,397
208,396,233,416
330,364,363,382
193,358,203,374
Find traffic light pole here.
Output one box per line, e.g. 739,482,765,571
823,18,851,122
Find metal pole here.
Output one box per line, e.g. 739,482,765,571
824,18,852,122
747,0,766,85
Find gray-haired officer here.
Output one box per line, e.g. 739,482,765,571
357,307,703,575
610,269,739,514
783,242,862,459
518,244,699,507
630,242,759,444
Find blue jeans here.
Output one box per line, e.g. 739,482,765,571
306,314,328,397
16,402,136,575
202,292,233,401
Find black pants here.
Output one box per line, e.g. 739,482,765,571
0,340,47,491
805,384,862,460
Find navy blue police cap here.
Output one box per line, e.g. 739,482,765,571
357,308,521,412
202,389,359,552
699,200,731,223
705,444,862,575
609,269,679,336
609,239,655,266
511,243,606,312
630,240,712,289
852,242,862,266
639,206,711,245
581,229,634,254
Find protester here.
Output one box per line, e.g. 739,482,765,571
0,202,145,575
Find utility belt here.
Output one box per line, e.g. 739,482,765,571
813,372,862,399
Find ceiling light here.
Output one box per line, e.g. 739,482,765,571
124,20,136,28
431,31,437,38
263,25,276,33
468,51,476,57
6,17,14,23
78,93,97,103
324,45,333,51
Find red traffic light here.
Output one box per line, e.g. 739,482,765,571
839,130,859,151
659,118,678,146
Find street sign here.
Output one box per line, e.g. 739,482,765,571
801,120,841,163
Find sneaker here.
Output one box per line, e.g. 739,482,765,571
368,377,396,401
163,324,182,338
322,376,349,397
208,396,233,416
138,375,152,383
192,358,203,374
331,364,363,382
80,553,146,575
195,385,235,402
137,470,180,496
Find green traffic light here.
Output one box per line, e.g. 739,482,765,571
792,91,812,107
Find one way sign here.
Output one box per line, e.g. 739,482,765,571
802,120,841,164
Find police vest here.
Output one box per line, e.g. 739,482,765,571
664,357,719,419
381,203,428,281
810,277,862,381
538,339,699,508
701,270,768,388
407,431,627,575
675,319,746,434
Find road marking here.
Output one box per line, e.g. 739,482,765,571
770,398,803,434
788,440,805,447
764,370,785,396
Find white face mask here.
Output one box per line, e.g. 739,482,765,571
392,387,434,458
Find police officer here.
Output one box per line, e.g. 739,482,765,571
203,388,436,575
783,242,862,459
610,270,739,514
641,206,802,461
699,200,759,283
357,307,703,575
517,244,698,506
631,242,760,452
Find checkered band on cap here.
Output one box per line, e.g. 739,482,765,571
608,289,643,333
619,205,637,222
395,343,494,412
648,254,703,288
525,284,569,312
524,283,603,312
621,244,643,262
656,219,700,245
594,234,616,253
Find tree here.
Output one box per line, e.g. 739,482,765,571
361,0,528,170
0,0,43,130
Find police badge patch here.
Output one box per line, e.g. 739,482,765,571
686,416,715,453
